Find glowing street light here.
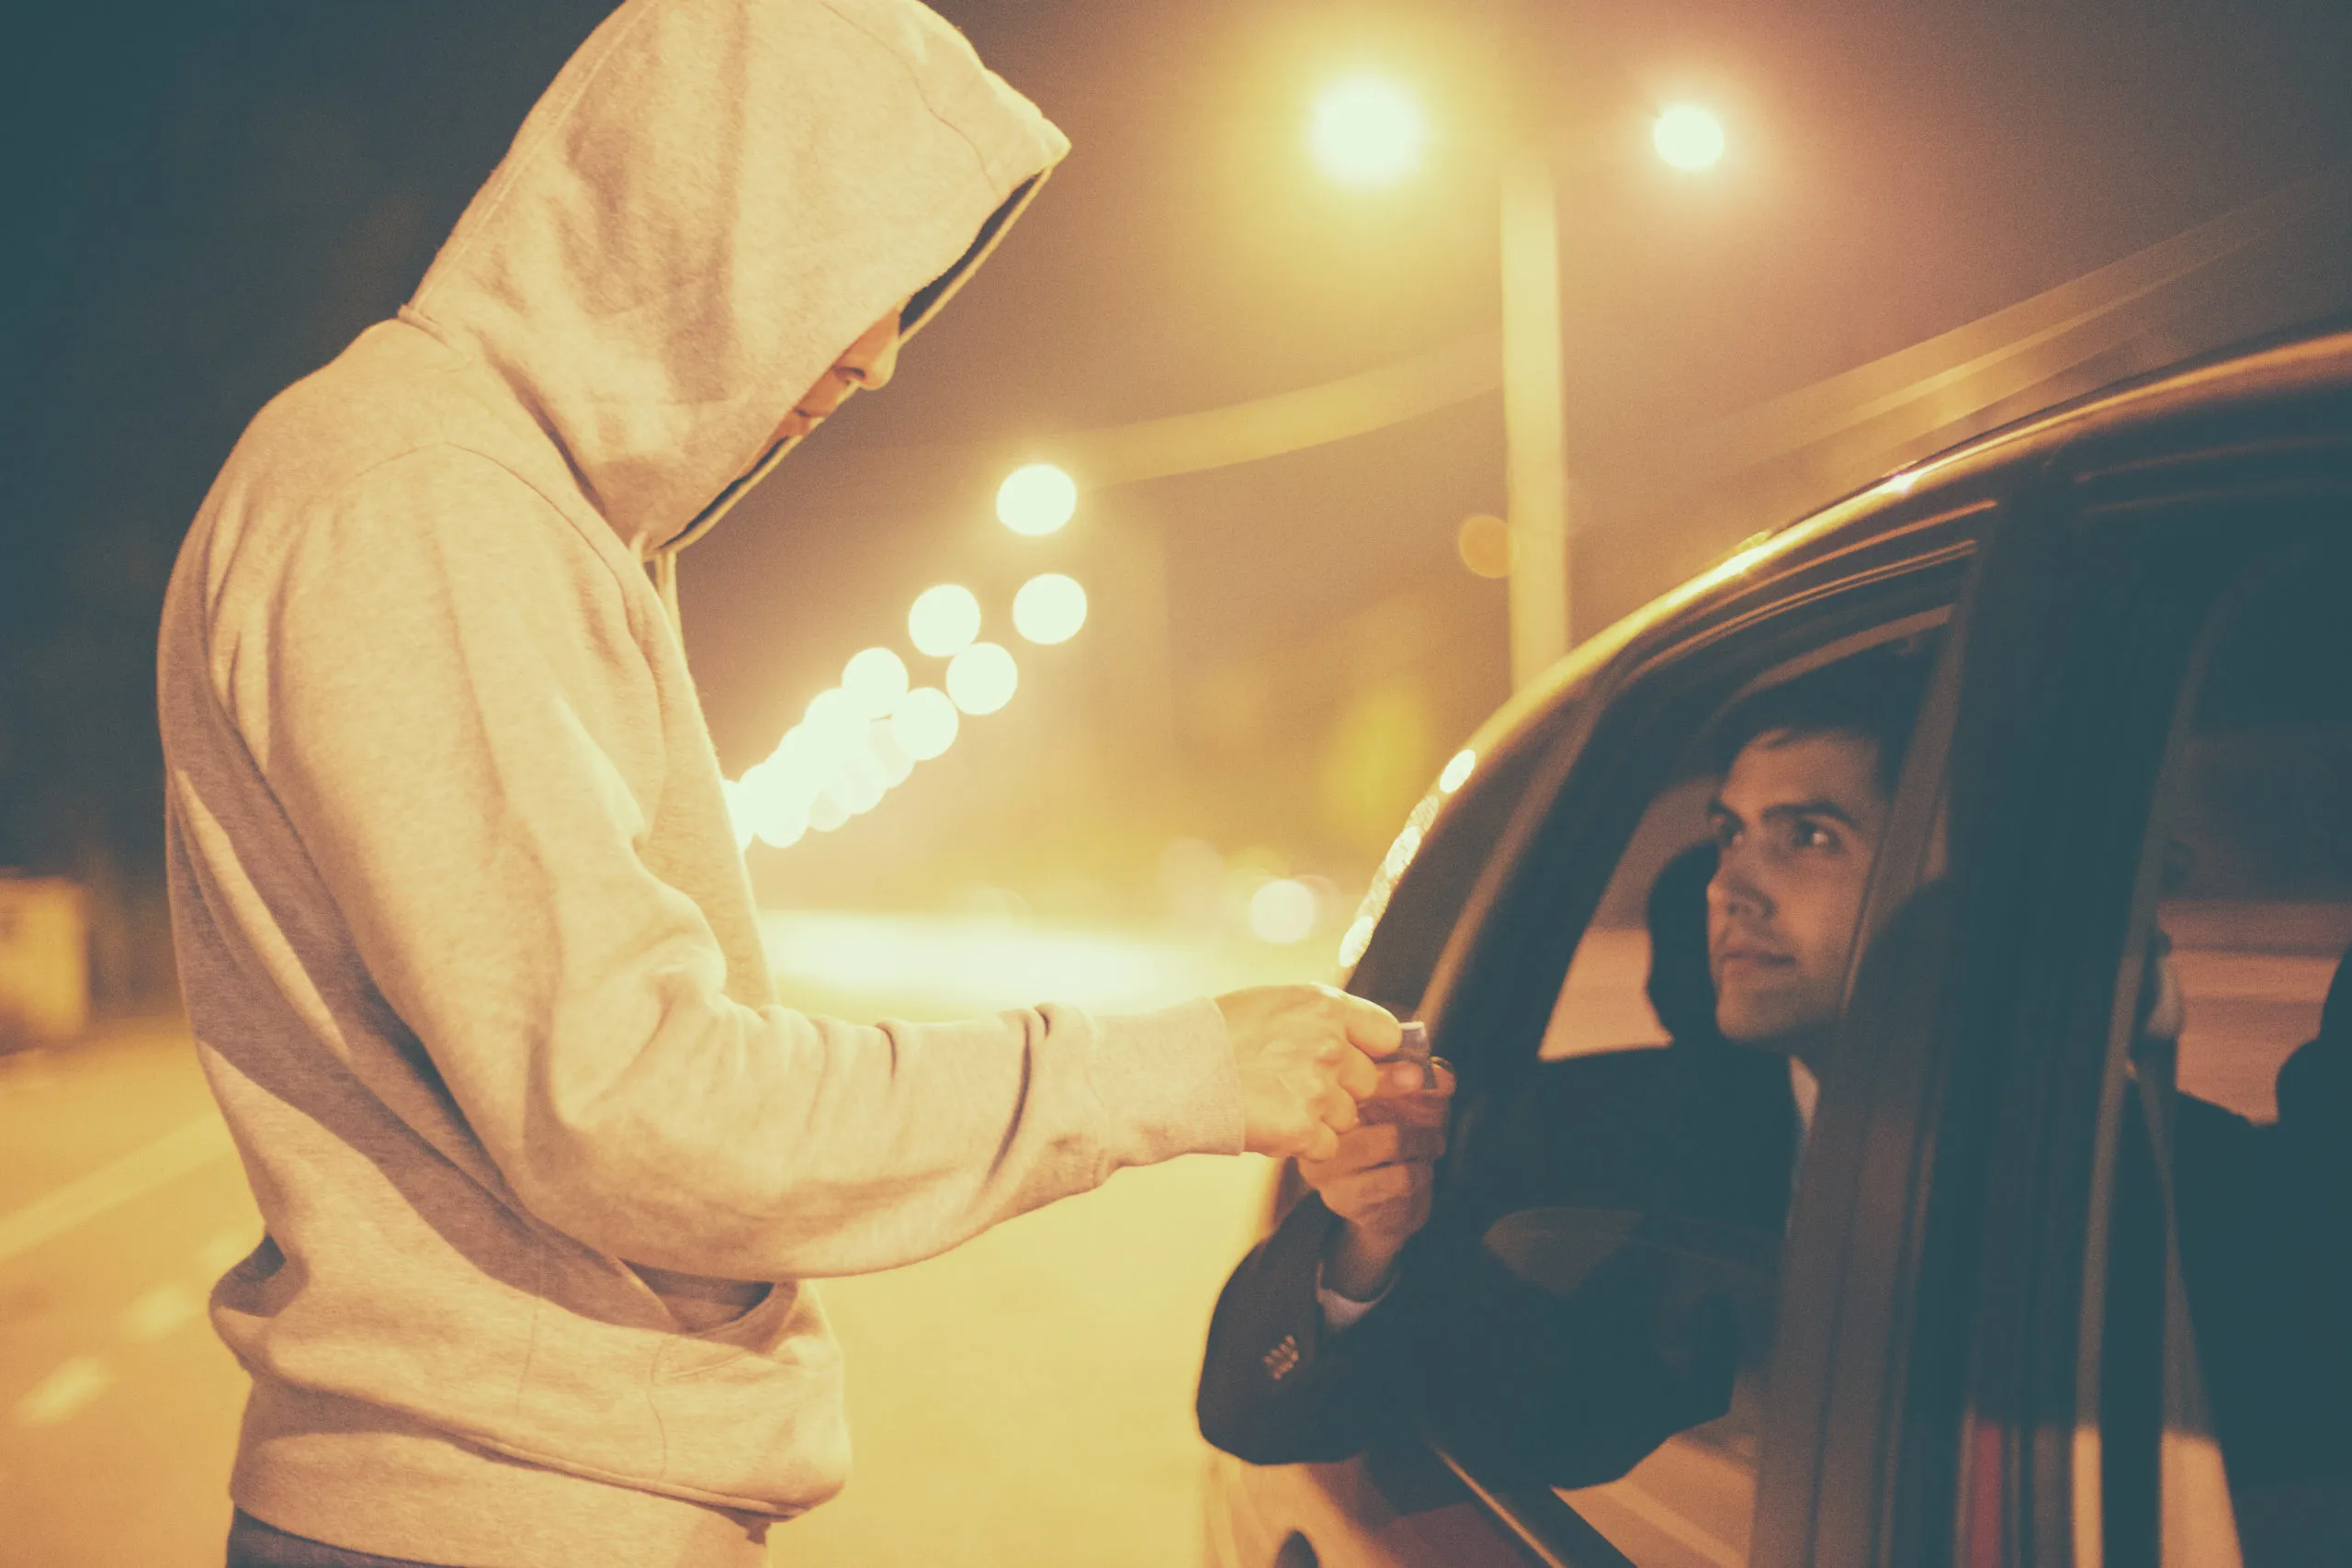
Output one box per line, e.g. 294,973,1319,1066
1012,572,1088,645
945,641,1019,716
996,463,1078,536
1308,74,1427,188
1652,104,1726,172
908,583,981,658
1308,74,1730,687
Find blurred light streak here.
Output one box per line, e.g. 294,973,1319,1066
989,168,2348,503
1672,168,2348,481
119,1280,204,1343
0,1115,232,1269
760,910,1214,1016
996,463,1078,536
1055,330,1502,487
12,1355,112,1427
909,583,982,657
1012,573,1088,644
1439,748,1476,794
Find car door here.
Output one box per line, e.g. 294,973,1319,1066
1204,477,1994,1568
1757,374,2352,1568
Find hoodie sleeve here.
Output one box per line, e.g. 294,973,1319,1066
225,446,1243,1280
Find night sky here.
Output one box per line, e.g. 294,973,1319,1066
8,0,2352,986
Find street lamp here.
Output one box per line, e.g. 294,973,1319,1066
1652,104,1727,172
1308,74,1428,188
997,462,1078,536
1312,84,1728,688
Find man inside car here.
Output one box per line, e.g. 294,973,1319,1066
1199,641,2352,1516
1197,649,1928,1481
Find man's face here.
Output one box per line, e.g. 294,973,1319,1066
1705,729,1890,1051
767,305,903,446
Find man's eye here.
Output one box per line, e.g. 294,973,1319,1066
1711,819,1740,849
1790,820,1836,851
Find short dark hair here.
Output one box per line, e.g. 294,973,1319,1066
1709,645,1933,803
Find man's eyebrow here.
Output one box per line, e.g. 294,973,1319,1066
1759,798,1860,829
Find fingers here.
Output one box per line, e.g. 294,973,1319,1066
1316,1160,1437,1231
1333,990,1405,1057
1298,1122,1445,1184
1297,1122,1340,1164
1334,1043,1381,1104
1317,1081,1361,1137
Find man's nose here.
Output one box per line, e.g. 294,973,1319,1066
844,332,899,391
1709,859,1769,919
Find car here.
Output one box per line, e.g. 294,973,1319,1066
1200,322,2352,1568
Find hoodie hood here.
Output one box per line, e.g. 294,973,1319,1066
401,0,1069,559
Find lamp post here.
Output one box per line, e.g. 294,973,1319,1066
1310,84,1725,688
1498,146,1569,689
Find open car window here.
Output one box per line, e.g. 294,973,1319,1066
1423,620,1956,1568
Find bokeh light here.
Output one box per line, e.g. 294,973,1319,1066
1248,878,1319,945
738,759,812,850
1456,513,1515,579
808,789,850,834
946,641,1019,715
1309,74,1427,188
1012,573,1088,645
802,687,864,751
868,720,914,786
909,583,982,658
1652,104,1726,171
996,464,1078,536
1439,748,1476,794
891,686,959,761
841,647,910,717
1381,821,1424,881
837,745,887,816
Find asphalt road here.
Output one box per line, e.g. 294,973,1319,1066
0,919,1312,1568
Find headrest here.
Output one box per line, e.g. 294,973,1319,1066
1645,842,1722,1047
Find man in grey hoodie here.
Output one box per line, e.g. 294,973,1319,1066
157,3,1404,1564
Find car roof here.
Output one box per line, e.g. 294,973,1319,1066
1472,321,2352,761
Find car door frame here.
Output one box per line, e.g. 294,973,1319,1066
1758,382,2352,1568
1387,482,2000,1566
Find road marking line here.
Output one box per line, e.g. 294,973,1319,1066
13,1355,114,1427
119,1280,206,1343
195,1226,259,1277
0,1116,235,1269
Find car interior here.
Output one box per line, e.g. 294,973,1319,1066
1407,550,2352,1567
2109,547,2352,1567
